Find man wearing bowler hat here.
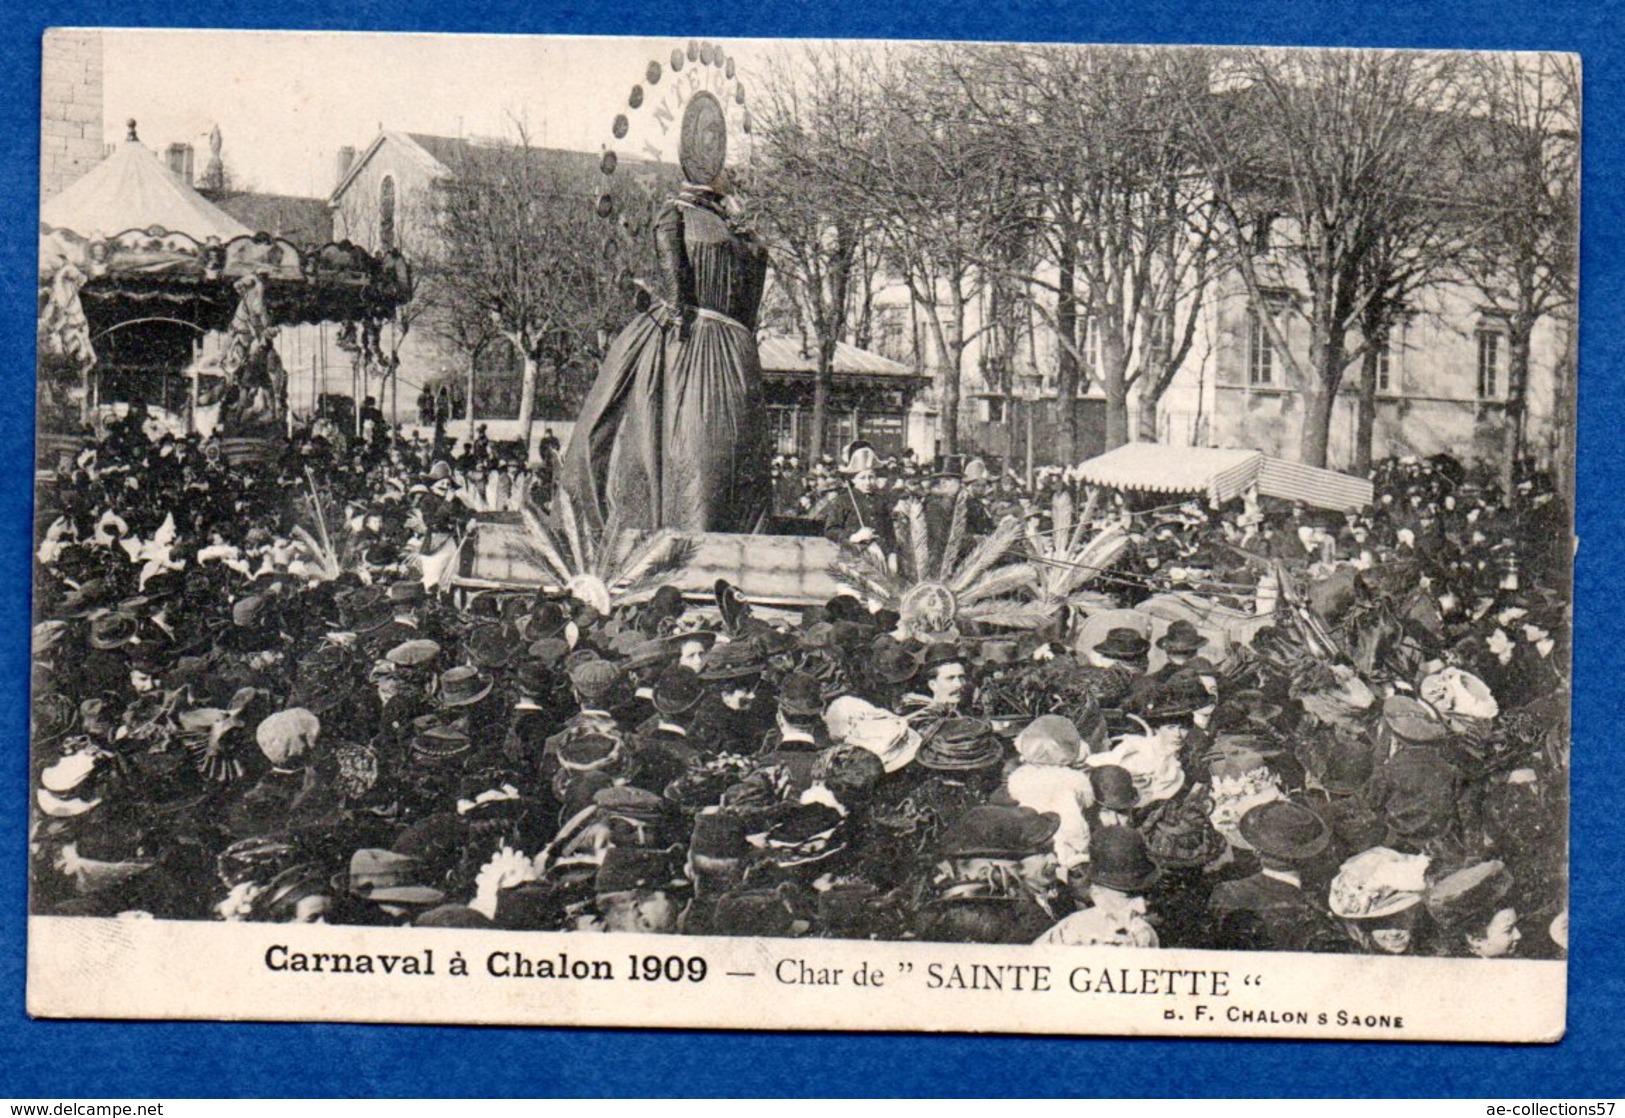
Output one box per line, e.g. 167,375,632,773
917,805,1066,945
630,666,709,792
1155,619,1213,674
1082,627,1151,711
1208,800,1344,952
752,672,832,797
1035,825,1161,947
697,638,773,754
622,636,679,726
540,659,631,790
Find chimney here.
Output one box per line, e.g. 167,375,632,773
335,145,356,191
165,142,194,185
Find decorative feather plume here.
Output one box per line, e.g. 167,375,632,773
949,515,1024,595
555,486,588,574
586,502,618,578
1072,487,1101,551
616,532,696,594
517,500,573,585
828,547,899,601
956,561,1040,606
1052,488,1074,554
891,497,932,585
940,490,969,580
290,526,341,583
959,599,1057,631
829,567,888,604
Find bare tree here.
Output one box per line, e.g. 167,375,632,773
838,44,1013,461
1454,52,1579,501
1348,209,1471,475
904,45,1227,459
424,122,643,453
962,45,1225,454
750,42,882,459
1182,48,1468,467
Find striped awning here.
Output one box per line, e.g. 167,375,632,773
1257,456,1374,511
1074,444,1264,505
1074,443,1372,510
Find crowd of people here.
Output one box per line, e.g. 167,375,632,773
30,418,1571,958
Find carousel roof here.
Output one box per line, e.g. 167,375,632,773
38,124,411,330
40,131,252,242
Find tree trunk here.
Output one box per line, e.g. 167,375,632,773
1006,376,1019,471
1299,380,1336,468
812,340,833,460
516,347,539,461
1553,314,1577,506
933,298,963,461
1354,341,1380,476
1137,388,1160,442
1299,314,1346,468
1500,322,1533,505
1054,227,1080,463
1100,324,1130,450
940,347,961,460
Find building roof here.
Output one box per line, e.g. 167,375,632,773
757,334,923,385
331,130,674,204
41,134,251,241
408,133,607,178
213,191,332,247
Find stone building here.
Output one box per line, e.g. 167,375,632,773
40,29,105,203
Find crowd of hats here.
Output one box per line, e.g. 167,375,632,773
29,427,1571,953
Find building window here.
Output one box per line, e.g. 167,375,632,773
985,398,1006,423
1061,316,1097,393
1476,326,1504,399
1147,311,1173,366
1247,292,1294,387
874,305,909,363
379,176,397,252
1373,314,1410,394
1247,307,1274,386
1253,213,1274,253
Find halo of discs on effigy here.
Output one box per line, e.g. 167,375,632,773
29,425,1570,960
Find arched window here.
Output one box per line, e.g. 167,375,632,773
378,175,397,252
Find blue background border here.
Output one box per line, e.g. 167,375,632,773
2,0,1621,1098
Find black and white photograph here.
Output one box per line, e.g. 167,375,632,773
27,29,1575,1040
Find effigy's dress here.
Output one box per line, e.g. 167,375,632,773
561,192,770,533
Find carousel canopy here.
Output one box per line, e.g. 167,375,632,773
1073,442,1373,511
38,125,410,331
41,132,251,243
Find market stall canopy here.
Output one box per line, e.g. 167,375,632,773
1073,442,1373,511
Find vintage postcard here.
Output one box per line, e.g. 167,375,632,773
29,29,1573,1041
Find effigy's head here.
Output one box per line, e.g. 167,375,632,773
680,91,729,188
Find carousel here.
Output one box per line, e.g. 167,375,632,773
37,121,411,467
